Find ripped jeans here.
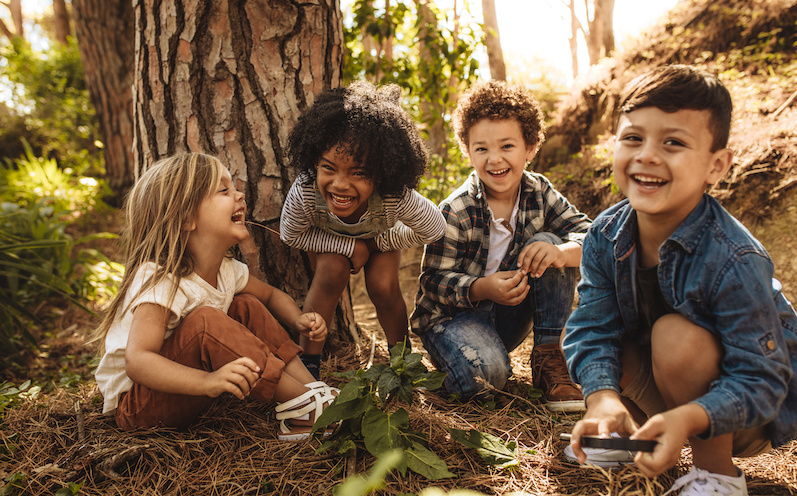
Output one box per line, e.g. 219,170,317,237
419,236,577,400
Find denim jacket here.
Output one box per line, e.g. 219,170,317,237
563,195,797,448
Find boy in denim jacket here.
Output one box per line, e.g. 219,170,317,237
563,65,797,495
411,81,592,411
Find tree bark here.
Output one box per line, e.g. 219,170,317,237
568,0,579,78
481,0,505,81
52,0,71,45
72,0,136,204
3,0,24,39
132,0,359,344
414,0,448,159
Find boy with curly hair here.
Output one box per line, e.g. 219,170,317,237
411,80,592,410
563,65,797,495
280,81,445,378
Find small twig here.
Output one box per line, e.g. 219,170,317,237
366,333,376,369
74,401,85,444
95,444,150,481
345,448,358,479
244,220,281,236
773,89,797,118
474,377,556,424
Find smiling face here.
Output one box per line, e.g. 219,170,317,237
189,166,248,252
613,106,732,228
467,118,537,204
316,146,375,223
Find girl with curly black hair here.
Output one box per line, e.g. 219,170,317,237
280,81,445,378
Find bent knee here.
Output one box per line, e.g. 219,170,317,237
651,313,721,374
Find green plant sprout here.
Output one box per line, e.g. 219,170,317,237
311,340,453,480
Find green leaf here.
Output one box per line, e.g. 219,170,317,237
415,371,446,391
361,408,409,458
312,392,373,434
405,443,455,480
449,428,519,469
376,367,401,406
331,449,405,496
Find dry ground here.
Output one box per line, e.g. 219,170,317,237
3,245,794,496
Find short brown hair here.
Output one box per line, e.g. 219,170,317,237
453,80,545,153
619,65,732,151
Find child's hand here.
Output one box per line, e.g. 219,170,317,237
475,270,529,306
518,241,567,278
204,357,261,400
633,409,695,478
350,239,371,274
295,311,328,343
569,390,639,464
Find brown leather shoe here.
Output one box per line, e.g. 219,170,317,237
530,343,585,412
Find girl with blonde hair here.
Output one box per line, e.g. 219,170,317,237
91,152,335,440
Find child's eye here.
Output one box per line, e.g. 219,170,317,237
620,134,642,142
664,139,686,147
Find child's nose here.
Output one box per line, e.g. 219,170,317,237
637,142,661,165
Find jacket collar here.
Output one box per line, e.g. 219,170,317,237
602,194,713,261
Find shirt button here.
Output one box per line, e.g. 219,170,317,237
767,340,777,350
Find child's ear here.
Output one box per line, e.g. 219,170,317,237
183,218,197,232
525,144,538,163
707,147,734,185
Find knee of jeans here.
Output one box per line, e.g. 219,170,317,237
447,346,511,398
531,232,565,245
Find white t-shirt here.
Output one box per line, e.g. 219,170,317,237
95,258,250,413
485,193,520,276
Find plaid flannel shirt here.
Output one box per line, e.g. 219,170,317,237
410,170,592,334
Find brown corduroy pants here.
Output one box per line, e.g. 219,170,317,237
115,294,303,431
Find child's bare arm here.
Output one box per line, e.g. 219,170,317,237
518,240,582,278
241,276,328,343
125,303,261,399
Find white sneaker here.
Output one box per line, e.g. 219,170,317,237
562,436,635,469
663,467,748,496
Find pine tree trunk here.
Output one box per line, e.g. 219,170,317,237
131,0,360,345
481,0,506,81
52,0,71,45
72,0,136,205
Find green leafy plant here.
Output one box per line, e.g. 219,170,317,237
449,428,519,470
312,341,453,481
0,472,27,496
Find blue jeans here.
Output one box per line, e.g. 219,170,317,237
420,235,577,399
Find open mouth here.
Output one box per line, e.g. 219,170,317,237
488,168,510,177
631,174,668,189
329,193,355,207
231,209,245,224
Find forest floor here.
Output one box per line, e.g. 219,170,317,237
1,243,796,495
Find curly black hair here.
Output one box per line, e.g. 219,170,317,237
453,80,545,153
287,81,428,197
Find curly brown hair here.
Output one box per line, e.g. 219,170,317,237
453,80,546,153
288,81,428,197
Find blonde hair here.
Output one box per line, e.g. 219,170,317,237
89,153,224,353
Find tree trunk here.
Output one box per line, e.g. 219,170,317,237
72,0,136,205
481,0,505,81
568,0,579,78
5,0,23,39
600,0,615,57
52,0,71,45
414,0,448,159
132,0,360,345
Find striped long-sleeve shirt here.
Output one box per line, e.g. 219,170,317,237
280,172,446,258
410,170,592,334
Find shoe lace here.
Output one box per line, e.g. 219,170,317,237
534,347,571,385
663,468,741,496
